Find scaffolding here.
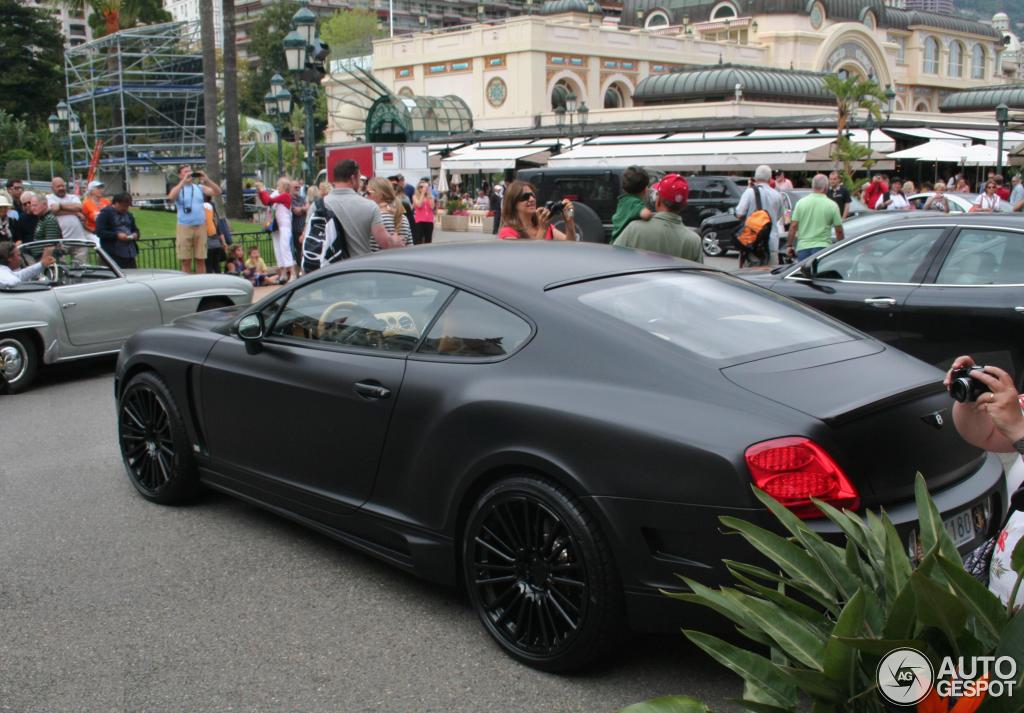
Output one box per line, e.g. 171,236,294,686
64,21,205,199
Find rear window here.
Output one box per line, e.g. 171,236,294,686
558,271,856,362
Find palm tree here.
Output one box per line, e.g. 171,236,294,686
200,0,220,183
222,0,244,219
63,0,170,37
823,74,887,184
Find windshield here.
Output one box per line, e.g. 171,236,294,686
556,271,857,363
14,241,120,287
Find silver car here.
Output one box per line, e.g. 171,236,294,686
1,240,253,393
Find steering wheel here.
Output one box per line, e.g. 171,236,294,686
44,263,69,285
317,301,385,347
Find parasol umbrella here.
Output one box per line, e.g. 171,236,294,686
436,165,449,195
960,143,1009,167
887,141,967,162
451,172,462,186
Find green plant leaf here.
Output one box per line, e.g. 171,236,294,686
722,590,827,670
823,589,865,683
617,696,713,713
684,630,797,709
863,510,890,565
727,565,830,629
777,666,844,703
719,516,836,604
727,700,792,713
669,578,757,631
1012,535,1024,575
882,516,913,596
796,530,861,601
833,637,927,656
910,570,968,650
934,554,1007,645
882,580,918,641
913,473,963,564
722,561,834,610
977,611,1024,713
812,499,872,556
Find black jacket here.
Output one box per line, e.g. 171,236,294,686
95,206,139,258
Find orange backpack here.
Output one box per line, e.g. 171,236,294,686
737,186,773,248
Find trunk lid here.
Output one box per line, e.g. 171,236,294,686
722,342,985,505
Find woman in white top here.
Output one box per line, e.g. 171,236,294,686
365,177,413,252
256,177,296,282
970,181,1003,213
875,178,912,211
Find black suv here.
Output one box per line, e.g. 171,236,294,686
517,168,745,242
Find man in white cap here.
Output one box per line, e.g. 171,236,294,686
82,180,110,235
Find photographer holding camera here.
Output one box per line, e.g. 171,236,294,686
167,164,222,274
497,180,575,241
946,356,1024,610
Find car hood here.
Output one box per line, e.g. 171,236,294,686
172,304,247,332
701,212,739,229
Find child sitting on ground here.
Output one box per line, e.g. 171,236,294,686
610,165,653,242
244,246,286,286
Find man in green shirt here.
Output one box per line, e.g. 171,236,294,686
30,195,62,242
610,165,653,240
613,174,703,262
787,173,844,262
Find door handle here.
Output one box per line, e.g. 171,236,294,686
864,298,896,307
354,381,391,400
61,302,77,309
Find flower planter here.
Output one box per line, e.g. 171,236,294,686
441,214,469,231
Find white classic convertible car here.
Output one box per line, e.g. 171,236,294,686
0,240,253,393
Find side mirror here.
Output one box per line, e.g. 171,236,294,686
237,313,265,354
799,258,818,280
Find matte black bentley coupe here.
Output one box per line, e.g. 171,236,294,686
114,241,1006,671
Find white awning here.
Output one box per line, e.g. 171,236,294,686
746,129,823,138
441,143,551,171
885,128,971,145
937,128,1024,147
888,141,972,161
663,130,744,141
548,136,836,169
586,134,670,145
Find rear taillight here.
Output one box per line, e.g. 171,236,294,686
744,437,860,519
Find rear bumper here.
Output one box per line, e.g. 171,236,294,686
587,453,1007,633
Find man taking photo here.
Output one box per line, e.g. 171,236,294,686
167,164,222,274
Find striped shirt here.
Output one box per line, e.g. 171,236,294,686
370,211,413,252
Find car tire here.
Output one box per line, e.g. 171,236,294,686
462,475,623,671
553,202,605,243
117,371,200,504
0,332,38,394
701,228,725,257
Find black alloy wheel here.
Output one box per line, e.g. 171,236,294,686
118,372,199,504
463,476,622,671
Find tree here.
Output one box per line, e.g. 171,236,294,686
223,0,245,219
0,2,65,126
61,0,171,38
823,75,887,186
320,8,384,60
200,0,220,183
239,0,300,118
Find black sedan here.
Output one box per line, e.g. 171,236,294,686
114,241,1006,671
743,213,1024,387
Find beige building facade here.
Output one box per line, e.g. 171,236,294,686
325,0,1021,143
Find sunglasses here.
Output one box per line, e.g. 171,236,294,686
516,192,536,203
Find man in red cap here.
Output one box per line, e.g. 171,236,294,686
612,173,703,261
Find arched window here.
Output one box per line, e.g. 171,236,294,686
604,84,625,109
915,101,931,113
948,41,963,77
972,44,986,79
923,36,939,74
644,10,670,28
710,2,737,20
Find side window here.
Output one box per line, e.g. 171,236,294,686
418,291,531,359
704,181,729,199
554,178,613,204
688,181,708,200
269,272,453,352
812,228,945,284
936,229,1024,286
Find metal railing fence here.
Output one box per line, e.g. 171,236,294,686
135,230,277,271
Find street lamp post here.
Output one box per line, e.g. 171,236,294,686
264,74,293,178
282,0,329,185
48,103,77,180
996,103,1009,177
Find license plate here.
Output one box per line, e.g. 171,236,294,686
943,508,979,548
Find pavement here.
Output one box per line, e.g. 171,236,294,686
0,272,742,713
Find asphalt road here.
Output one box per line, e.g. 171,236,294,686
1,360,742,713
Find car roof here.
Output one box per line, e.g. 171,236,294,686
326,241,713,297
848,212,1024,230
